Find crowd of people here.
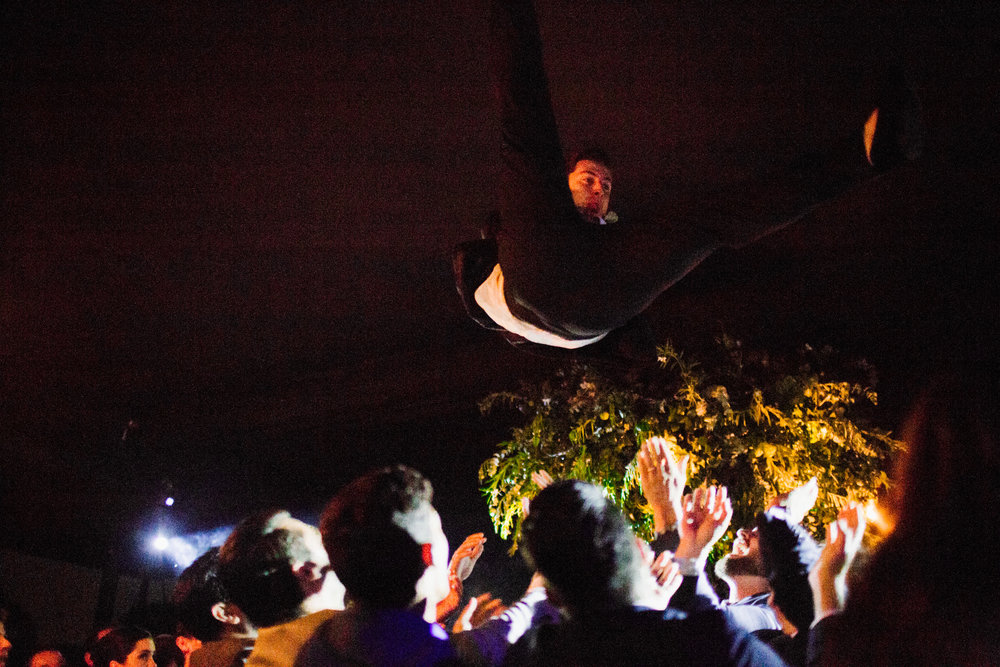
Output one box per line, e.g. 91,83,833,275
0,0,973,661
2,373,995,666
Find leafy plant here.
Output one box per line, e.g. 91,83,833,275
479,337,904,553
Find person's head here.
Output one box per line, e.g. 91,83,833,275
0,620,11,667
320,465,449,615
218,510,345,628
89,626,155,667
521,480,645,614
28,650,67,667
715,525,767,584
824,371,1000,662
83,627,114,667
151,635,183,667
566,147,613,221
890,373,1000,540
171,547,253,642
756,508,820,634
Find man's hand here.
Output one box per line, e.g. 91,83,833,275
767,477,819,525
531,470,554,490
435,533,487,622
674,485,732,562
808,502,866,622
452,593,507,633
649,550,683,607
520,469,555,517
450,533,487,581
637,435,688,534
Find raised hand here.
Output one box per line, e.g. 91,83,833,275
436,533,487,623
521,469,555,517
649,550,683,606
808,502,866,621
531,470,554,490
637,435,689,534
452,592,508,633
675,485,732,562
450,533,487,581
767,476,819,524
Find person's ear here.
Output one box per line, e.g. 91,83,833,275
210,602,241,626
292,561,329,597
292,560,318,580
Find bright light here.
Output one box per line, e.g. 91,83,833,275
146,526,234,569
164,497,175,507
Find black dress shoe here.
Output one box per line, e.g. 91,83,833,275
452,238,505,331
865,67,924,171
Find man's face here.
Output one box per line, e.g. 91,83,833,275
278,516,346,610
567,159,612,220
719,527,765,578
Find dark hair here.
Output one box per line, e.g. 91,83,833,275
566,146,613,174
522,480,639,613
89,626,152,667
756,507,820,631
320,465,434,608
218,510,311,628
170,548,227,641
152,635,183,667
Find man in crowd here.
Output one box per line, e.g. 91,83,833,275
713,525,782,633
297,464,555,666
218,510,345,667
506,479,784,664
172,547,256,667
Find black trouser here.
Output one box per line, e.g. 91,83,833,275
491,0,872,339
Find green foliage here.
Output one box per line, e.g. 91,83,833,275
479,337,904,553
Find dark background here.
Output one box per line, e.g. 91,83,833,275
2,0,997,590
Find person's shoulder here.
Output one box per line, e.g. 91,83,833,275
652,606,786,666
191,637,255,667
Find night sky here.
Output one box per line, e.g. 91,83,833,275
3,0,998,586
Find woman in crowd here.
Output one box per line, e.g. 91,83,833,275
88,627,156,667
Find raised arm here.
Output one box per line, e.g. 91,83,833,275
638,435,689,537
808,502,866,623
675,485,733,564
436,532,488,623
767,476,819,525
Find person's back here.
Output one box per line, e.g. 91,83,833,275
296,607,460,667
298,465,459,667
506,604,771,666
510,480,784,666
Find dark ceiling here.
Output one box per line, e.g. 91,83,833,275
3,1,998,572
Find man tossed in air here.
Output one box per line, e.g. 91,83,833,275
454,0,920,357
